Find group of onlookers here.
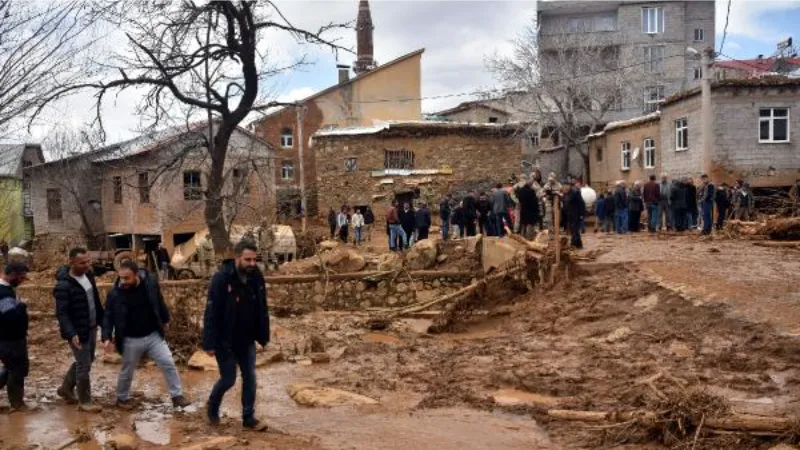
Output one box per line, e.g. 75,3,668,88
327,204,376,245
385,202,432,251
594,174,758,236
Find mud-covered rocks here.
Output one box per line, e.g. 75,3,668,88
187,351,217,371
377,252,403,272
406,239,438,270
286,383,378,407
317,249,366,273
179,436,240,450
107,433,139,450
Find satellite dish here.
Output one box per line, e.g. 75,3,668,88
632,147,640,160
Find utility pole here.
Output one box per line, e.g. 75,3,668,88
296,105,308,232
701,47,714,177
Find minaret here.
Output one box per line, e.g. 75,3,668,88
353,0,376,75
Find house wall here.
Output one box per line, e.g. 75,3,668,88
0,178,23,245
710,86,800,187
537,146,587,182
659,94,704,179
314,129,520,224
589,119,662,191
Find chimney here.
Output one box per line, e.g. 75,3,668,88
337,64,351,84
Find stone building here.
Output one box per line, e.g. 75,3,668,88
537,0,715,121
0,144,44,245
312,122,521,222
27,124,275,253
250,0,423,216
587,113,661,191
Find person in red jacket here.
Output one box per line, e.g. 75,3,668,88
642,175,661,233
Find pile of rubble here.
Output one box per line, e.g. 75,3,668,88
723,217,800,244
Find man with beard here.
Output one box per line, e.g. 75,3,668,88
203,240,269,431
102,259,190,410
0,262,30,412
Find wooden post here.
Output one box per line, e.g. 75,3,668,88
552,195,561,284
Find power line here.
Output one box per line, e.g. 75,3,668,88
719,0,732,55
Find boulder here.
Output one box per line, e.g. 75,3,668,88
406,239,438,270
377,252,403,272
463,235,483,254
187,351,218,371
317,249,366,273
286,383,378,407
309,352,331,364
107,433,139,450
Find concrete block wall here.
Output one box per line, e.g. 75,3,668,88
659,94,704,178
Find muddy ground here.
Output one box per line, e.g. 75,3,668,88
2,233,800,449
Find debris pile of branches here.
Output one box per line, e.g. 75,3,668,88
723,218,800,241
167,295,203,365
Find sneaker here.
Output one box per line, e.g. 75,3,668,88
172,395,191,408
57,386,78,405
115,399,137,411
77,403,102,413
243,418,268,431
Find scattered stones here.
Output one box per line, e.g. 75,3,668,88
395,283,409,293
286,383,378,407
605,326,633,343
309,352,331,364
187,351,217,371
107,433,139,450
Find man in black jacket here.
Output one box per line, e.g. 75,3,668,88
0,262,30,412
203,240,269,431
462,191,478,237
439,195,452,241
54,247,104,412
415,203,432,241
565,182,586,248
102,260,189,410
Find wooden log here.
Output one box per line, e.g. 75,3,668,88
547,409,656,423
507,233,549,253
266,270,478,284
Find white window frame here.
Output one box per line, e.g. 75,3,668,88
643,46,664,73
759,107,791,143
280,128,293,148
675,118,689,151
642,7,664,34
694,28,705,42
643,86,665,114
693,67,702,80
644,138,656,168
281,161,294,180
621,141,631,171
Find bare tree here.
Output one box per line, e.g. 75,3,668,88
43,1,349,255
488,20,648,180
0,0,93,137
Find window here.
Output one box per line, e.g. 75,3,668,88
621,142,631,171
488,116,499,123
281,161,294,180
641,7,664,34
344,157,358,173
47,188,62,221
384,149,414,170
675,118,689,151
759,108,790,143
530,134,540,147
716,70,727,81
643,86,665,114
694,28,705,41
693,67,702,80
280,128,293,148
596,146,603,162
138,172,149,204
644,138,656,168
643,46,664,73
183,170,202,200
113,176,123,204
232,168,250,193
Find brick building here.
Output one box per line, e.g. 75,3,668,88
27,124,274,253
587,112,661,191
312,122,521,222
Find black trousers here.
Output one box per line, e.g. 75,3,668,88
417,227,429,241
465,222,477,237
0,339,28,407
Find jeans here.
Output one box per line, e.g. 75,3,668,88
702,201,714,234
441,220,450,241
354,226,362,244
117,332,182,401
647,202,660,231
615,209,629,234
389,224,407,250
659,201,671,230
208,343,257,422
68,328,97,386
494,212,509,237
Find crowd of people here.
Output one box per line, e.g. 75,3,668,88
0,242,271,431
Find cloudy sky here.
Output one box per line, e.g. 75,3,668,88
19,0,800,147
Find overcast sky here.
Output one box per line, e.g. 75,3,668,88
17,0,800,148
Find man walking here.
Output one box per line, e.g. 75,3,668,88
439,195,452,240
351,209,365,245
613,181,629,234
699,174,716,235
0,262,30,412
542,173,562,231
415,203,431,241
203,240,269,431
643,175,660,233
517,180,541,239
363,206,375,241
386,201,407,251
336,207,349,243
102,259,190,410
658,174,672,231
54,248,104,412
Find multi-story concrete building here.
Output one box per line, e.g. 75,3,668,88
538,0,715,122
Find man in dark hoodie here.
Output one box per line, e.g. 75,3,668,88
439,195,452,240
564,181,586,248
686,177,698,230
327,208,337,239
203,240,269,431
399,202,416,248
462,191,478,237
54,248,104,412
0,262,30,412
670,179,689,232
102,259,190,410
476,192,492,236
415,203,432,241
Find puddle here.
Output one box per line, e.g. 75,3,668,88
362,332,403,345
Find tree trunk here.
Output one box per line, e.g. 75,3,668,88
205,122,234,258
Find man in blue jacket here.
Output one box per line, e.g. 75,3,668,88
0,262,30,412
102,259,190,410
203,240,269,431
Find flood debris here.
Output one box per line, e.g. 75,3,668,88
287,383,379,407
